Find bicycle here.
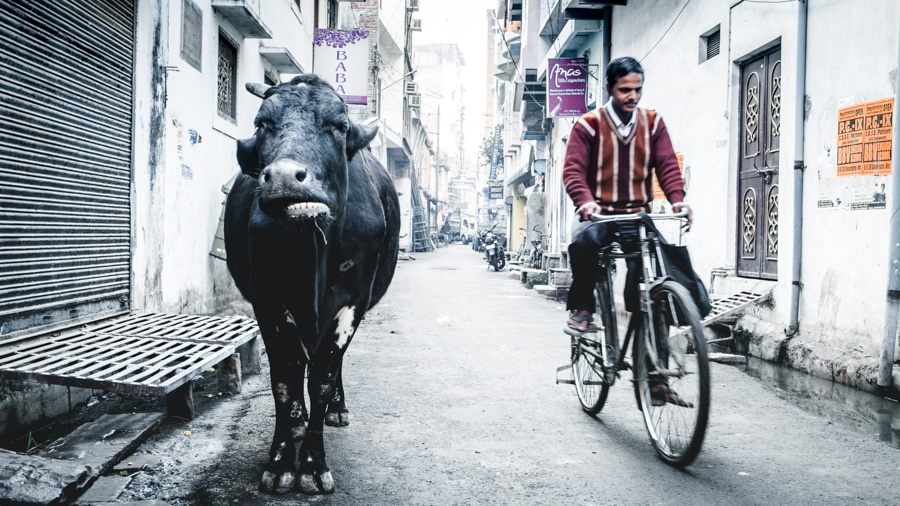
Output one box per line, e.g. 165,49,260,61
562,210,710,467
529,226,551,270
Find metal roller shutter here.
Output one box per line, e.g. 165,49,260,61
0,0,135,338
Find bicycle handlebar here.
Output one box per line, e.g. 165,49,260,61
590,209,689,223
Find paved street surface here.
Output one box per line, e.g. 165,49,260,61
115,245,899,505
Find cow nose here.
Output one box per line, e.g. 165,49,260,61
259,159,308,186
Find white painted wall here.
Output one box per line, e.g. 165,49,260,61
132,0,314,315
798,0,899,355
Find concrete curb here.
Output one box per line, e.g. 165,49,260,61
735,313,900,398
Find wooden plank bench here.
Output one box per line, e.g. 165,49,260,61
0,313,260,420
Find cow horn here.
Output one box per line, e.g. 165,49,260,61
245,82,270,99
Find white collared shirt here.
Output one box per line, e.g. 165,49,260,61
603,99,636,138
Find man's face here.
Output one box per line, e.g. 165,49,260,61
607,72,643,115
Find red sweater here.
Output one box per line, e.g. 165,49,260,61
562,107,685,213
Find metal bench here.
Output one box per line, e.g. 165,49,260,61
0,312,260,420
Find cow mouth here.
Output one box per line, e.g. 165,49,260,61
284,201,330,218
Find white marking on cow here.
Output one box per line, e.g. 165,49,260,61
340,260,355,272
275,383,290,404
334,306,356,348
299,339,310,360
290,400,303,419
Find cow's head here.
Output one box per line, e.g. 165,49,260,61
236,74,377,229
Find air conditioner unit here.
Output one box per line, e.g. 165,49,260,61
404,81,419,95
410,19,422,32
407,0,420,11
408,93,421,108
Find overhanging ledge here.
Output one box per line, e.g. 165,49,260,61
259,46,303,74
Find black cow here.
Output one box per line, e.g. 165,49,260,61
224,74,400,495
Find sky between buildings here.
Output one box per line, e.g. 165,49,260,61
416,0,494,170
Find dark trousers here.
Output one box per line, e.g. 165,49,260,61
566,218,639,313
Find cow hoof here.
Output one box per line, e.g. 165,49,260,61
324,411,349,427
260,470,296,494
299,471,335,495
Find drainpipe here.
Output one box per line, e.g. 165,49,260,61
877,9,900,393
601,6,611,104
785,0,808,337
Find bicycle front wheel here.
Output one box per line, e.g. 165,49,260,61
633,280,710,467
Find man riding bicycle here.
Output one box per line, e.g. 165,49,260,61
562,57,692,405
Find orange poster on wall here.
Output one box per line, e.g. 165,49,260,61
653,153,684,201
861,98,893,175
837,98,893,176
837,103,865,176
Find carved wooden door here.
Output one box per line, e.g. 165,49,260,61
737,47,780,279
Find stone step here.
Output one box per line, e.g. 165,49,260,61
35,413,165,492
73,474,131,505
533,284,569,300
708,352,747,364
0,448,90,505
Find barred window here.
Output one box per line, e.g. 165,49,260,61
699,26,721,63
217,33,238,120
327,0,338,29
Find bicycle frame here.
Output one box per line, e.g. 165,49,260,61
577,211,689,383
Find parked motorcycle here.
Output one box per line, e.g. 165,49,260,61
481,224,506,271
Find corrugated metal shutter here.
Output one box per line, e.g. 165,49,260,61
0,0,135,338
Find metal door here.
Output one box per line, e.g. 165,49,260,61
0,0,135,338
737,48,780,279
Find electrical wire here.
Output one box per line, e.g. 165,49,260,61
492,14,545,113
640,0,692,62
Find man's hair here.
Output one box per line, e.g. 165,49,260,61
606,57,644,87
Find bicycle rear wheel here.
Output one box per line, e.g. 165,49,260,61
633,280,710,467
571,281,615,414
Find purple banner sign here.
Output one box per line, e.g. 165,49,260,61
314,29,370,104
547,58,588,117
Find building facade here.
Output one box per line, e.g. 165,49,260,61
492,0,900,393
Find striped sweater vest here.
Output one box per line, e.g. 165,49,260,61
562,107,684,213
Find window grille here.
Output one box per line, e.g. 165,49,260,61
706,29,720,60
699,26,721,63
217,33,237,119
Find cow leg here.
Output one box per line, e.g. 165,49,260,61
324,359,349,427
254,305,307,494
298,304,362,494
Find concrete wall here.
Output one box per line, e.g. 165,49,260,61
799,0,898,355
131,0,314,316
538,0,900,360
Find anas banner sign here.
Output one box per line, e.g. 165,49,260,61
547,58,588,117
314,29,369,104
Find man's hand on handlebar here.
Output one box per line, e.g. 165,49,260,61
673,202,693,232
577,201,603,222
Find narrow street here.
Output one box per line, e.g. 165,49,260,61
107,244,900,505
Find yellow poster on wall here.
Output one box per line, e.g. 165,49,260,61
653,153,684,201
837,98,892,176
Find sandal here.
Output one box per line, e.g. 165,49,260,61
564,311,593,336
650,384,694,408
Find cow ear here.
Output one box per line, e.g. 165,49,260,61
237,136,261,178
346,122,378,160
